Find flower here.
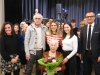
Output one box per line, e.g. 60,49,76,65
38,55,63,75
43,56,58,63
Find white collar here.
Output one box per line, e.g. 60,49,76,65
88,22,95,27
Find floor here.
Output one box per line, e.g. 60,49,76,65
0,66,35,75
0,66,95,75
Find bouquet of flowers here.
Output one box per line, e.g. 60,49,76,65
38,55,63,75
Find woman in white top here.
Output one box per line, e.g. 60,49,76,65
62,22,78,75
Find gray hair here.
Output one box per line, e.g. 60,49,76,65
49,40,59,47
35,9,38,11
33,13,43,20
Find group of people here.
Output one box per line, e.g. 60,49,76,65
0,11,100,75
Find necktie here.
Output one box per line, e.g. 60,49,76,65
87,25,91,49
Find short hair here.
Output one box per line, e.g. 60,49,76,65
70,19,76,23
49,17,53,19
77,28,81,32
86,11,95,16
20,21,26,25
49,39,59,47
33,13,43,20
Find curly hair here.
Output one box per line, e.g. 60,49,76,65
0,22,15,37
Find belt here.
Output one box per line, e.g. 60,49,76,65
35,48,43,50
63,50,72,52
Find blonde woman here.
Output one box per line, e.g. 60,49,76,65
80,20,87,28
45,21,62,52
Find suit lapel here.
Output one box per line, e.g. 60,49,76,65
91,24,97,40
84,25,88,38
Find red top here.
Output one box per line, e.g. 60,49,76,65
46,34,62,45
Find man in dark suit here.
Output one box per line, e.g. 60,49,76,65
80,12,100,75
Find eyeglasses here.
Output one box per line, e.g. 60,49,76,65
86,16,95,18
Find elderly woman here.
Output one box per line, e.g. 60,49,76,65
39,40,66,75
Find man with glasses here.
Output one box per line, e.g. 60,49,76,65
24,13,47,75
80,12,100,75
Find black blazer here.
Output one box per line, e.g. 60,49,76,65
80,24,100,58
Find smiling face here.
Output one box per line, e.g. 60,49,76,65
64,24,71,34
51,22,57,32
5,24,12,35
49,40,58,53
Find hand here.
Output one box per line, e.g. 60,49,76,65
15,55,19,60
79,54,83,60
54,67,61,72
11,55,19,63
62,57,68,64
45,68,48,72
26,55,30,61
11,58,17,63
98,57,100,62
76,53,80,57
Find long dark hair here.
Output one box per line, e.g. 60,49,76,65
0,22,15,37
63,22,74,39
14,23,21,35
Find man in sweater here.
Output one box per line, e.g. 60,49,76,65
24,13,47,75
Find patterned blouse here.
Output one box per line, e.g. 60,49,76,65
46,33,62,45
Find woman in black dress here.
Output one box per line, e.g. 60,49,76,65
0,22,21,75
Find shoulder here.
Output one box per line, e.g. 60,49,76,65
18,35,24,40
72,35,78,40
41,24,47,30
95,24,100,28
81,25,87,30
0,36,5,41
56,51,63,55
46,31,50,35
75,27,78,30
43,51,49,57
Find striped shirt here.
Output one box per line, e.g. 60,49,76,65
46,34,62,45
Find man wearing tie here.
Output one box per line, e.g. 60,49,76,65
80,12,100,75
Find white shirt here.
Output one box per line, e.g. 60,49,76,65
87,22,94,38
35,27,43,50
86,22,94,49
62,35,78,59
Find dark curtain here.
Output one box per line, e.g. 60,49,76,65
4,0,22,24
39,0,100,27
22,0,100,27
22,0,36,21
66,0,99,26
